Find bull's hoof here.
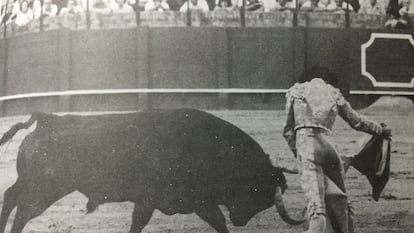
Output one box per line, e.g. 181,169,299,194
229,217,249,227
232,222,248,227
86,201,98,214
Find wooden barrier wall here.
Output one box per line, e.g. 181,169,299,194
0,25,413,115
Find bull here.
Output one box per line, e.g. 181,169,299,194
0,109,304,233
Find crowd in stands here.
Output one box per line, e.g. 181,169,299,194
0,0,413,28
0,0,136,26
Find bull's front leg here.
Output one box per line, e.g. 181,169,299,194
129,203,154,233
195,204,229,233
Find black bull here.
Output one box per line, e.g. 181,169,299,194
0,109,304,233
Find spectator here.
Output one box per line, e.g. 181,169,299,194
262,0,282,11
397,0,410,25
380,0,390,10
246,0,263,10
232,0,263,10
1,2,16,24
60,0,85,28
180,0,210,11
27,0,35,8
262,0,296,11
127,0,140,11
75,0,88,10
230,0,241,9
145,0,170,11
43,0,58,16
112,0,135,12
340,0,358,11
32,0,41,18
341,3,353,11
399,0,413,15
90,0,112,14
33,0,58,18
316,0,337,10
13,0,24,15
410,0,414,12
60,0,84,16
214,0,233,10
300,0,317,10
138,0,150,10
385,0,410,27
359,0,386,14
54,0,68,12
15,0,33,26
279,0,296,9
385,0,399,26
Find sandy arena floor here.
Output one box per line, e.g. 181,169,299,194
0,97,413,233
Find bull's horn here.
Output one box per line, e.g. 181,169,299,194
274,186,306,225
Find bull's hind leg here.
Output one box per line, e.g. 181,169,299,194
9,197,64,233
195,204,229,233
129,203,154,233
9,181,70,233
0,181,21,233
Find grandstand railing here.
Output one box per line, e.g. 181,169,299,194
2,10,413,38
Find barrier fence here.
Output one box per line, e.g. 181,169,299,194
0,10,413,116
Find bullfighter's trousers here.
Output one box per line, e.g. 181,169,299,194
296,128,354,233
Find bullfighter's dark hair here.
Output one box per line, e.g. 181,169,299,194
298,66,350,98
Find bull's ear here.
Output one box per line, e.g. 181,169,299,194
271,167,288,193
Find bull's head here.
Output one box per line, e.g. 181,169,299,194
226,166,305,226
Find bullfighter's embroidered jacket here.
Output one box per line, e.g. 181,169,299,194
283,78,382,155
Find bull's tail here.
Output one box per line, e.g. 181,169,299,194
0,112,40,146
